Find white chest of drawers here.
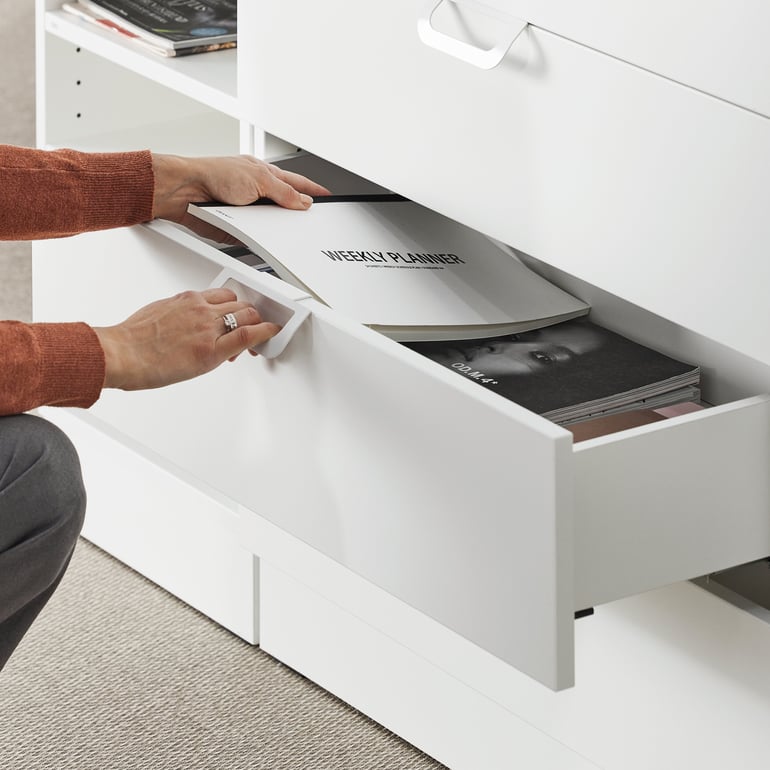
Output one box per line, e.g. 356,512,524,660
32,1,770,766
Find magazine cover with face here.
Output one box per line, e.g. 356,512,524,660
404,318,701,425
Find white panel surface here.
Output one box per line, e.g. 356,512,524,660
44,10,239,116
39,33,239,154
260,562,599,770
41,408,258,643
258,546,770,770
573,396,770,608
482,0,770,117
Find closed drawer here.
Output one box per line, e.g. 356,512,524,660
38,406,258,643
251,0,770,367
32,222,770,689
439,0,770,117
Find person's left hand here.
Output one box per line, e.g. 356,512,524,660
94,287,280,391
151,154,331,240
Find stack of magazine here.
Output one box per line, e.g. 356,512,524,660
403,319,700,426
62,0,236,57
191,187,701,430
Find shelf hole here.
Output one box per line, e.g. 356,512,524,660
76,80,81,85
76,113,82,119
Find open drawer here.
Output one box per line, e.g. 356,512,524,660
32,213,770,690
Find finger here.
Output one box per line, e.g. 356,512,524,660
268,166,333,197
200,287,238,305
216,321,282,358
211,299,262,317
217,305,264,334
259,174,315,210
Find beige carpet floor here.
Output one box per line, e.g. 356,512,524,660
0,5,444,769
1,541,443,770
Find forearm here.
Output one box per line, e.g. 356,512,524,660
0,145,327,243
0,321,105,415
0,145,154,240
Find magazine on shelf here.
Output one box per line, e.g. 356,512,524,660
404,318,701,425
63,0,236,56
189,195,590,342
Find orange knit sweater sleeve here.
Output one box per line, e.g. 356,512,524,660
0,145,156,415
0,145,154,239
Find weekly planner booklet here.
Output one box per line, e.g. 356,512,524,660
189,195,590,342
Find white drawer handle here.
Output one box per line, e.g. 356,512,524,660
212,270,311,360
417,0,528,70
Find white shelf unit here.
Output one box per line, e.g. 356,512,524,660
44,9,239,114
32,1,770,767
36,1,294,157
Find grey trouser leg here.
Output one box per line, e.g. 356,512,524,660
0,414,86,670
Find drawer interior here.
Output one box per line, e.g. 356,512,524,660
268,150,770,408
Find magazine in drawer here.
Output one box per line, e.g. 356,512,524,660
249,0,770,368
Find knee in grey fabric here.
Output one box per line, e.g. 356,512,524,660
0,413,86,670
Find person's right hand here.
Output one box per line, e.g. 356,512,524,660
93,287,279,391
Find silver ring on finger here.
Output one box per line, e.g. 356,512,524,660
222,312,238,333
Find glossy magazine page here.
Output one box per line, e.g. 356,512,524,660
404,318,701,424
73,0,236,49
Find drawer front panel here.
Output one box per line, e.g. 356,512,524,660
253,1,770,367
476,0,770,117
259,561,601,770
40,407,258,643
33,226,575,690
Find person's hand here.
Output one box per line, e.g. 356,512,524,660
93,288,280,391
151,154,331,238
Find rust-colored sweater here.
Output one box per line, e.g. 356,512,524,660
0,145,155,415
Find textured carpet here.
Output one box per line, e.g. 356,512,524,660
0,5,443,769
1,541,442,770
